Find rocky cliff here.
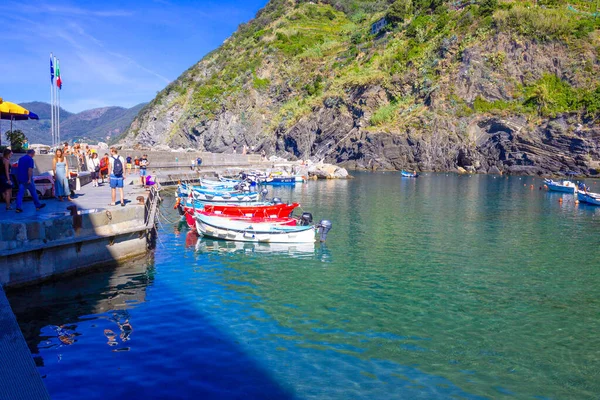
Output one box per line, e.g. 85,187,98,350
120,0,600,175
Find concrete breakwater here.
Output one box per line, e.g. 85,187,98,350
0,184,159,289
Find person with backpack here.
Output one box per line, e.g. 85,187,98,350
109,147,126,207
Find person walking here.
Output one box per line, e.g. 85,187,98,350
1,149,13,210
87,152,100,187
15,150,46,213
134,156,140,174
53,148,73,202
109,147,126,207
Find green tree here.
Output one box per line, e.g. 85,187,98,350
387,0,413,23
6,129,27,152
479,0,498,16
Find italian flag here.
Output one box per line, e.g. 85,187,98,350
56,59,62,90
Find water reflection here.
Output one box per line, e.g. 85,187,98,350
196,238,316,258
9,257,154,357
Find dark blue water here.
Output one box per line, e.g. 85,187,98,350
9,172,600,399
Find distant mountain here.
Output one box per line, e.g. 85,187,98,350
1,102,146,145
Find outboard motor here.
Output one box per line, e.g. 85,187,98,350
318,220,333,242
273,197,282,205
234,184,240,191
261,188,269,201
300,212,313,226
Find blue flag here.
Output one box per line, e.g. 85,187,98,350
50,54,54,83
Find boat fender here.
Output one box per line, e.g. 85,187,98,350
300,212,313,226
273,197,282,205
260,188,269,200
559,198,563,203
318,220,333,242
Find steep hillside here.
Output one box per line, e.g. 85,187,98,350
4,102,146,144
121,0,600,175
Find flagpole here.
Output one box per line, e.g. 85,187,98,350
50,53,55,148
54,56,58,148
57,81,61,147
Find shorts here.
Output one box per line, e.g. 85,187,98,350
126,163,132,169
110,174,124,188
90,171,98,180
134,165,140,169
140,168,147,177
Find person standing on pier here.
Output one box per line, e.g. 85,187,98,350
109,147,126,207
126,155,132,176
53,149,73,202
15,150,46,213
87,152,100,187
139,154,148,187
1,149,13,210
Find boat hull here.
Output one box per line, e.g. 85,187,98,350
265,177,296,185
578,191,600,206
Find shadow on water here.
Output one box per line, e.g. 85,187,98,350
7,218,296,400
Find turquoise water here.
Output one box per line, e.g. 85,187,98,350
9,172,600,399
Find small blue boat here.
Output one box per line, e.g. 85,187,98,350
264,176,296,185
544,179,576,194
401,170,418,178
578,191,600,206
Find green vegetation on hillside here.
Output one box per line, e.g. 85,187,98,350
136,0,600,142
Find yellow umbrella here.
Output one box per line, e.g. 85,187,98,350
0,100,31,116
0,98,39,147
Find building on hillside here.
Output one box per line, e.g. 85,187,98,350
371,17,387,35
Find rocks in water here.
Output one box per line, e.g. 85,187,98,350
307,163,350,179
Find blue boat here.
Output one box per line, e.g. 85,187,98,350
264,176,296,185
544,178,577,194
578,191,600,206
401,170,418,178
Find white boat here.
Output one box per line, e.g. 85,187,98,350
189,189,261,203
578,191,600,206
544,179,577,194
194,213,316,243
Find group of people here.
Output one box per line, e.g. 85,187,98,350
0,143,152,211
0,149,46,213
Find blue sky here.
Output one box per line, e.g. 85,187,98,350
1,0,268,112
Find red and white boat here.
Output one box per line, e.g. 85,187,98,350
196,210,298,227
203,202,299,218
181,201,300,231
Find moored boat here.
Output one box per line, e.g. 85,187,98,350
264,176,296,185
577,191,600,206
197,211,298,227
401,170,418,178
544,179,577,194
203,202,299,218
195,213,316,243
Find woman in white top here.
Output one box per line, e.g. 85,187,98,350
87,152,100,187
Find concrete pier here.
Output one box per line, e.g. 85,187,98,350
0,181,159,289
0,286,50,400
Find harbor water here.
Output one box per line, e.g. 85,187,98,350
9,172,600,399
